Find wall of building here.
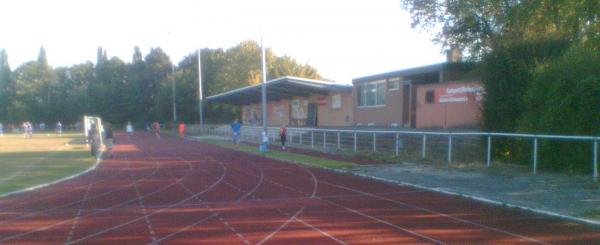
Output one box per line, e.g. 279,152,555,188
415,81,484,129
240,91,353,127
352,82,405,127
313,92,353,127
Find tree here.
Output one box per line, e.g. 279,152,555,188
400,0,600,59
0,49,13,122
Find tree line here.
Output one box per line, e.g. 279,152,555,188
402,0,599,173
0,40,321,127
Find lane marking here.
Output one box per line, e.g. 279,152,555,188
321,180,552,245
293,217,348,245
64,183,93,243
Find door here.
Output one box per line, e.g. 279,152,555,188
307,103,318,127
402,84,410,127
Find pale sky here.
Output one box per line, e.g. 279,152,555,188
0,0,446,84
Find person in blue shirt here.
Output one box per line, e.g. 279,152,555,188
231,119,241,145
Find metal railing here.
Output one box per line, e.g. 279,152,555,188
191,124,599,181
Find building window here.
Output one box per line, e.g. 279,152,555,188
387,77,400,91
426,90,435,103
331,94,341,109
357,80,386,106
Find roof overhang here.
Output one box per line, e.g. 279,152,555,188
206,76,352,105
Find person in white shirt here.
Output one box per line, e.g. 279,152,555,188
126,121,134,141
259,129,269,153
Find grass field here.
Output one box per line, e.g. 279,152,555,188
196,138,356,169
0,133,96,195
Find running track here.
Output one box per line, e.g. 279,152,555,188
0,133,598,244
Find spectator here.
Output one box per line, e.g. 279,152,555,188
231,119,241,145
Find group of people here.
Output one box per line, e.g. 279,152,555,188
230,119,287,153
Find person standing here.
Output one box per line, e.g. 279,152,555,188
26,122,33,138
104,123,115,158
126,121,133,141
230,119,241,145
178,122,186,138
88,124,101,158
259,128,269,153
152,122,161,139
279,125,287,150
56,121,63,135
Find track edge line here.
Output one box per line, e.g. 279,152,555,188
0,151,103,199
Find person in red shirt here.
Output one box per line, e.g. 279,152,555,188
178,122,185,138
279,125,287,150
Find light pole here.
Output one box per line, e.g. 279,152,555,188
261,37,268,131
172,64,177,122
197,49,204,126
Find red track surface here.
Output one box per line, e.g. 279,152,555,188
0,132,598,244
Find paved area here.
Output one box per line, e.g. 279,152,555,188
348,162,600,225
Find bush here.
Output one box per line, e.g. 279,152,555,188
520,44,600,172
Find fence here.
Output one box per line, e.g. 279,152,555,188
190,124,599,181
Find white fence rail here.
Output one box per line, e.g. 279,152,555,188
191,124,599,181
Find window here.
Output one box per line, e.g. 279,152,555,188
357,80,386,106
426,90,435,103
331,94,341,109
387,77,400,91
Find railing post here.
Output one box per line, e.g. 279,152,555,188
395,133,399,156
486,135,492,167
353,132,357,153
299,131,302,146
337,132,341,149
447,133,452,164
372,133,376,152
421,134,426,159
323,131,327,150
593,140,597,181
311,130,314,148
533,137,538,175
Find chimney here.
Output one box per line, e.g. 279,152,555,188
446,46,462,63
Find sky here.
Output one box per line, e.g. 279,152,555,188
0,0,446,84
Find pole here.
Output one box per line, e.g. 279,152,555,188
172,64,177,122
261,37,268,131
197,49,204,126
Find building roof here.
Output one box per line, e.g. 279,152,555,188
206,76,352,105
352,62,475,84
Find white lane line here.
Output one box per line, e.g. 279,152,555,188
256,208,305,245
322,181,551,245
0,151,160,225
150,158,250,244
64,183,93,243
132,175,157,242
293,217,348,245
0,154,178,243
253,162,441,244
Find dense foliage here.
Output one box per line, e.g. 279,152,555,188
402,0,599,172
0,40,321,126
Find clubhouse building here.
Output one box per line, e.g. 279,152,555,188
206,59,484,129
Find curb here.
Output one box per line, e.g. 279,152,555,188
0,151,103,199
337,170,600,227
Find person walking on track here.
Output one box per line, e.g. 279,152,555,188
88,124,101,158
126,121,133,141
178,122,186,138
104,123,115,158
152,121,161,139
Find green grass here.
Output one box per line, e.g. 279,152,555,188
198,138,355,169
0,133,96,195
